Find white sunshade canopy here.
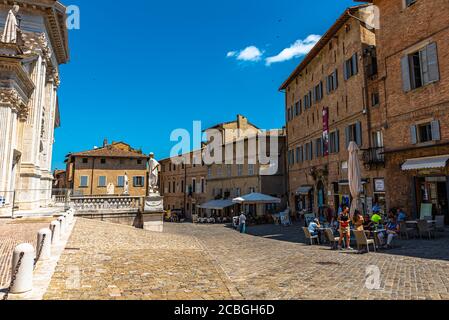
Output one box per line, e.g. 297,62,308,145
233,193,281,204
198,199,235,210
402,155,449,171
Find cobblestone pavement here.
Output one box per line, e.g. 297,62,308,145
0,218,54,290
45,219,449,300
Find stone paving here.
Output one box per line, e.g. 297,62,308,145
44,219,449,300
0,218,54,290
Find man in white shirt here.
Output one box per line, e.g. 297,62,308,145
239,213,247,234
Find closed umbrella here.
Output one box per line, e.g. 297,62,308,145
348,141,362,215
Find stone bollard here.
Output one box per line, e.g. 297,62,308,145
36,229,52,261
50,221,61,245
10,244,35,294
58,216,66,235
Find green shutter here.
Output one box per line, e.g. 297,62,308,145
431,120,441,141
401,56,412,92
410,125,417,144
426,42,440,83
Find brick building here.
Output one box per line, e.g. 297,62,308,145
360,0,449,224
280,4,387,218
159,149,208,219
65,140,149,197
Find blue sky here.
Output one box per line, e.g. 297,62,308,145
53,0,358,170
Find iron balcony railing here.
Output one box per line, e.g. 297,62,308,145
363,147,385,166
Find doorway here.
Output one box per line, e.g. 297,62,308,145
416,176,448,225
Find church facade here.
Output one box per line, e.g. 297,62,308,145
0,1,69,216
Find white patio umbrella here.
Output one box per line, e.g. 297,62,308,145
348,141,363,215
232,193,281,204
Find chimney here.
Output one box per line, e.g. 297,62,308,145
237,114,248,129
103,138,108,147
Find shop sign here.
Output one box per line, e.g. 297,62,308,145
374,178,385,192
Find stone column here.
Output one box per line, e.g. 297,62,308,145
0,106,12,194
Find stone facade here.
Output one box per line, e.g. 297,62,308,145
0,1,69,216
65,141,150,197
364,0,449,223
160,150,208,219
160,115,287,219
281,5,386,218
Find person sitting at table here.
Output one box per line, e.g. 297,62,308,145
397,207,407,223
308,218,321,237
371,211,383,230
378,217,400,249
352,210,364,231
338,206,352,250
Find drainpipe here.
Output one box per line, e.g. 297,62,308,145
90,158,95,196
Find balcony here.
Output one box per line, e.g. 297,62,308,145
363,147,385,169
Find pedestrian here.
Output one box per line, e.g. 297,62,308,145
352,209,364,232
338,206,353,250
239,212,247,234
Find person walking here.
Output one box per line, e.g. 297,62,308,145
239,212,247,234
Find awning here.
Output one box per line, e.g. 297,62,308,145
338,179,369,186
233,193,281,204
198,200,235,210
296,186,313,195
402,155,449,171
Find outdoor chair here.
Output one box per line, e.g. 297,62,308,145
399,222,415,239
354,230,376,253
302,227,320,245
324,228,339,250
417,220,436,240
435,216,445,232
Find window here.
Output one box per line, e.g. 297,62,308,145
133,176,145,187
295,100,302,115
227,164,232,177
80,176,89,188
314,82,323,102
248,164,255,176
411,121,440,144
344,53,358,80
181,180,185,193
137,159,142,165
192,178,196,193
372,92,380,107
98,176,106,187
117,176,125,187
345,122,362,147
208,167,212,178
304,94,310,109
82,158,88,164
315,138,324,157
305,142,313,161
401,43,439,92
100,159,106,164
405,0,416,7
326,70,338,94
372,131,384,148
237,164,243,176
201,178,205,194
329,130,340,154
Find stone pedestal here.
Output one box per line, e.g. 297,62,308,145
143,192,165,233
144,192,164,213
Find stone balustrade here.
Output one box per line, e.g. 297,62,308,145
70,196,143,213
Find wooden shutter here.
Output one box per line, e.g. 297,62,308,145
356,122,362,146
344,61,349,80
420,47,429,85
410,125,417,144
336,130,340,153
401,56,412,92
352,53,358,75
326,76,330,94
426,42,440,83
345,126,350,148
431,120,441,141
334,70,338,89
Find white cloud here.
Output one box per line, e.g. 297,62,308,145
227,46,263,62
265,34,321,66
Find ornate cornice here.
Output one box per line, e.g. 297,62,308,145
0,1,69,64
0,88,29,120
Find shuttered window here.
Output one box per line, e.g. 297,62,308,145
402,42,440,92
345,122,362,147
344,53,358,80
411,121,441,144
98,176,106,187
329,130,340,154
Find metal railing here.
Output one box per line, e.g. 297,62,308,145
362,147,385,166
